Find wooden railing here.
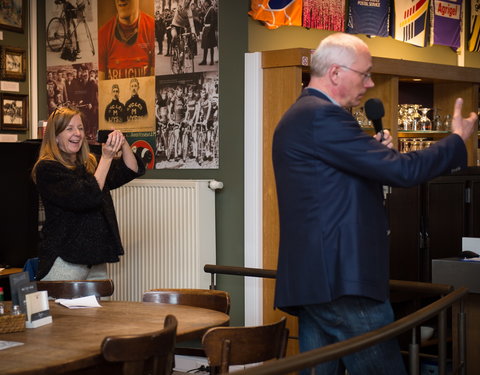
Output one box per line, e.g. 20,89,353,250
204,264,467,375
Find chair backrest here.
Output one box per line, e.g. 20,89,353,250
102,314,178,375
36,279,114,299
202,317,288,374
142,288,231,314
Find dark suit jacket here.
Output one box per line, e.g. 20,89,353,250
272,88,467,314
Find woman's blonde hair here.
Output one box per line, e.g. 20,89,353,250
32,106,97,182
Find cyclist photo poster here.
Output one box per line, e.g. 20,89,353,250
45,0,219,169
153,0,219,169
98,76,155,133
46,63,99,143
46,0,98,64
45,0,100,143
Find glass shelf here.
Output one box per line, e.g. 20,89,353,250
398,131,450,139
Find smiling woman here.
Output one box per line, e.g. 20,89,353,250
55,113,85,161
30,106,145,282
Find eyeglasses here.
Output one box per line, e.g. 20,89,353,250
339,65,372,81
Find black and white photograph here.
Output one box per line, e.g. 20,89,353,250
155,71,218,169
46,63,99,142
98,75,156,133
0,46,26,81
1,94,27,131
154,0,218,76
45,0,98,65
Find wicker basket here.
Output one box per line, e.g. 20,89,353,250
0,313,26,333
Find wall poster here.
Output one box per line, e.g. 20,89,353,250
154,0,219,169
45,0,219,170
45,0,99,142
0,0,25,33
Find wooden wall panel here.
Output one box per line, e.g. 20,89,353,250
262,66,303,356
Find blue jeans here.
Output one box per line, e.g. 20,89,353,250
298,296,407,375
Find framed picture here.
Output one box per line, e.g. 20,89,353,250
0,46,26,81
0,0,25,33
1,94,28,131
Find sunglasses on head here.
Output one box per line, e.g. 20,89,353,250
50,103,80,119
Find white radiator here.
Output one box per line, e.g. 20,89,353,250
107,179,220,301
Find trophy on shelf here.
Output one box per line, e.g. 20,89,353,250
410,104,421,131
418,108,432,131
353,106,371,128
433,111,443,131
398,104,407,131
443,114,452,132
398,104,422,131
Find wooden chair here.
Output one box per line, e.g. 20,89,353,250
142,288,230,358
142,288,231,314
36,279,114,299
202,317,288,374
102,314,177,375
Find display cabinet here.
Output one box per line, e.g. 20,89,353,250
365,59,480,165
387,170,480,282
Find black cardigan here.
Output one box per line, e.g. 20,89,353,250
35,155,145,280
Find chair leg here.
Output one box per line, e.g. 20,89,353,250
220,339,231,374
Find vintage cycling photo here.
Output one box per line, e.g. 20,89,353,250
1,94,27,131
155,0,218,76
46,0,97,64
46,63,99,142
155,71,218,169
44,0,220,169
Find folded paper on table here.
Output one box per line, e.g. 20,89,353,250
0,341,24,350
55,295,102,309
26,290,52,329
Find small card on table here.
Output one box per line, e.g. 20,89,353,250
25,291,52,329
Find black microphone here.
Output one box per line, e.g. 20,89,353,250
364,98,385,140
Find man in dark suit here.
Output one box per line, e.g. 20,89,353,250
272,32,477,375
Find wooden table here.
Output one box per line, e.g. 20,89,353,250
0,268,24,278
0,300,230,375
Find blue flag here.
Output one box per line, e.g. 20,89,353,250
347,0,391,37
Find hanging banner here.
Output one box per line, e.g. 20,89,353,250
347,0,390,37
248,0,302,29
469,0,480,51
394,0,430,46
302,0,345,31
430,0,462,49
